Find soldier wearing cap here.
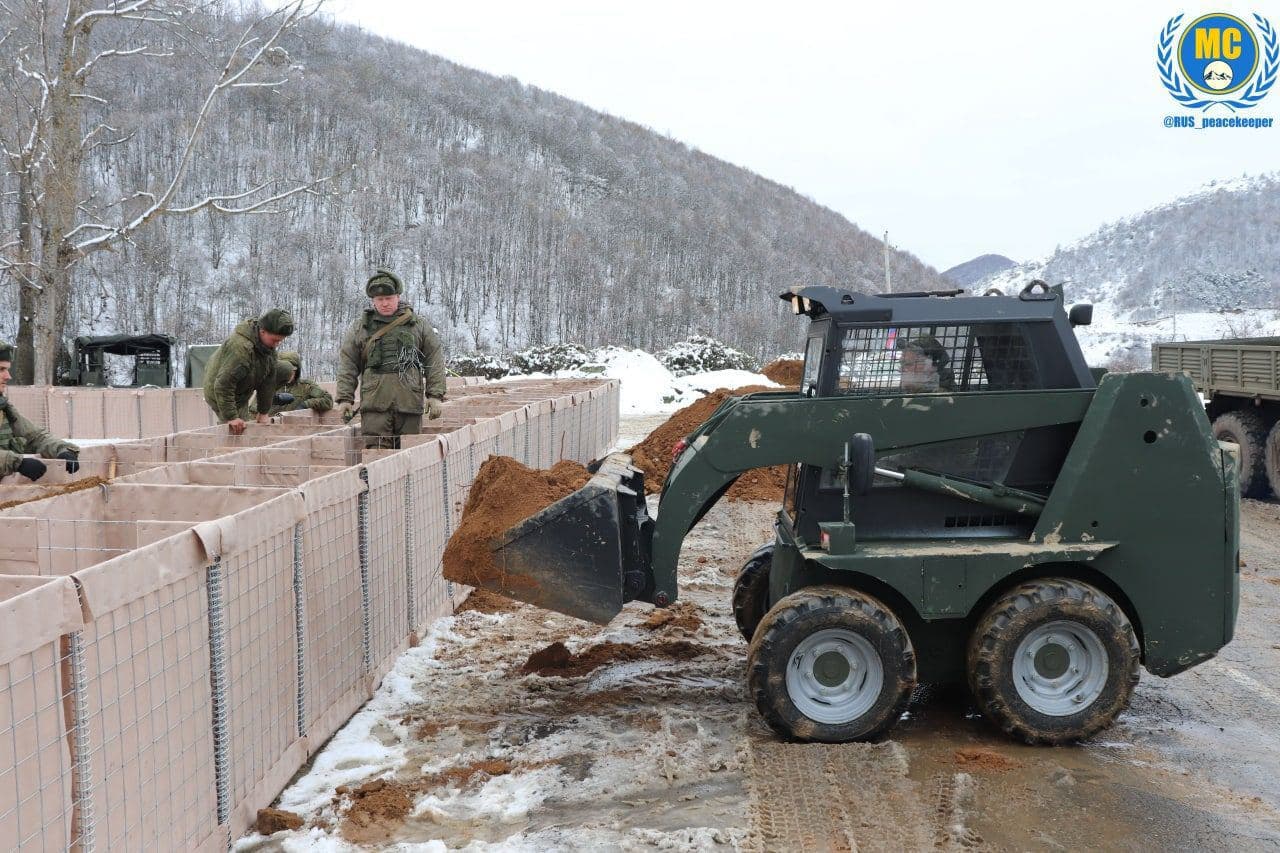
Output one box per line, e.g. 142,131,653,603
0,341,80,481
900,335,956,393
336,270,446,449
203,308,295,435
256,351,333,416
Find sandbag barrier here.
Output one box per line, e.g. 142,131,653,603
0,377,619,850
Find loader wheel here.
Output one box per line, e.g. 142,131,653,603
732,544,773,641
748,585,915,742
1265,422,1280,499
1212,409,1270,498
968,579,1139,745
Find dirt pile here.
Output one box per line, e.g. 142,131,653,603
953,748,1021,771
522,639,710,677
442,456,591,588
424,758,513,789
456,588,521,615
628,386,788,501
338,778,414,844
762,358,804,387
641,601,703,633
255,807,304,835
0,475,112,511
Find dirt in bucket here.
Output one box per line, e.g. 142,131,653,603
627,386,787,501
442,456,591,589
762,358,804,387
0,475,112,511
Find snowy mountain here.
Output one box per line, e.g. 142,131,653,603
942,254,1016,287
0,12,948,376
974,174,1280,368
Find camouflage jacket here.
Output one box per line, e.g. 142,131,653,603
268,379,333,415
202,319,279,422
336,305,445,414
0,396,78,476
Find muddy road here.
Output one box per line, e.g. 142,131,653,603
248,497,1280,852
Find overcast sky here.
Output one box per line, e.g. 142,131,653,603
318,0,1280,271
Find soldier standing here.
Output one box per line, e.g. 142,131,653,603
336,270,445,449
0,341,80,481
264,351,333,415
203,309,295,435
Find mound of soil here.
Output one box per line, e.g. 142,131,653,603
442,456,591,589
953,748,1021,771
338,778,414,844
641,601,703,633
762,358,804,387
522,639,710,678
0,475,112,511
255,807,304,835
456,588,521,615
628,386,787,502
423,758,513,790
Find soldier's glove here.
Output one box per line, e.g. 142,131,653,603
425,397,444,420
273,392,295,406
339,402,356,423
309,399,330,412
58,451,80,475
17,457,47,482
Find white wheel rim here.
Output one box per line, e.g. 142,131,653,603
1012,620,1109,716
785,628,884,724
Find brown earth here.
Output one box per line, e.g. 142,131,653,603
952,747,1021,772
521,639,711,677
338,778,414,844
640,600,703,633
457,588,521,615
762,358,804,387
423,758,514,790
255,807,304,835
442,456,591,589
0,475,112,511
627,386,787,501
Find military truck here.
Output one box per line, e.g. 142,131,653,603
1152,337,1280,498
62,334,174,387
471,282,1239,746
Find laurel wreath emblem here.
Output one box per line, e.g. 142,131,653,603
1158,13,1278,110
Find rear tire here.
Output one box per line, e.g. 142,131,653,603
967,579,1139,745
1212,409,1270,498
732,544,773,641
748,585,915,742
1265,421,1280,500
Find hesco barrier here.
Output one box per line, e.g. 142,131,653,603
0,377,485,440
0,377,619,851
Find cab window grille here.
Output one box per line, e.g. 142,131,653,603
837,324,1037,395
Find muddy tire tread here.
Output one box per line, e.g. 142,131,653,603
1213,409,1271,498
732,544,774,642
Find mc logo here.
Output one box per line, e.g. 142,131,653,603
1158,12,1278,109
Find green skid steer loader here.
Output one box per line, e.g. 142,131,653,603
480,282,1240,744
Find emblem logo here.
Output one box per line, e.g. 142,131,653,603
1158,12,1277,109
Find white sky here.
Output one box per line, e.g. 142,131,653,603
318,0,1280,271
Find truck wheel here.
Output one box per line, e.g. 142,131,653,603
748,585,915,742
967,579,1139,745
732,544,773,641
1265,422,1280,499
1212,409,1270,498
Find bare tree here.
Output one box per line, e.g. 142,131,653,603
0,0,332,383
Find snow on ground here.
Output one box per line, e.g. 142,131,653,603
504,346,779,415
1074,300,1280,368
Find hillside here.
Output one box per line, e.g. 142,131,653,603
0,13,947,376
975,174,1280,367
942,254,1015,287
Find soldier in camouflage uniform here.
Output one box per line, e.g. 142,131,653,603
261,351,333,415
336,270,446,449
0,341,80,481
203,309,295,435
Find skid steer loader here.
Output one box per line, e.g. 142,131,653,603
479,282,1239,744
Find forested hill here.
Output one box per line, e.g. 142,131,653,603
0,14,947,373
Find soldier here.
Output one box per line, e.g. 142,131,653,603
203,309,295,435
336,270,445,449
900,335,955,393
262,351,333,415
0,341,80,481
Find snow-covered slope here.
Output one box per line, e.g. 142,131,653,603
974,173,1280,368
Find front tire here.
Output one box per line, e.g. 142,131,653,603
748,585,916,742
732,544,773,641
968,579,1140,745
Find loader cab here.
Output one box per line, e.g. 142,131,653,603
782,283,1095,543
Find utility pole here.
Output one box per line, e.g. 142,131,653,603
883,231,892,293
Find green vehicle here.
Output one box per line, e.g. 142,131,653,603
1152,337,1280,498
479,283,1240,745
62,333,175,387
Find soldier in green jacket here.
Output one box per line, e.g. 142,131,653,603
336,270,446,449
203,309,295,435
0,341,80,480
263,351,333,415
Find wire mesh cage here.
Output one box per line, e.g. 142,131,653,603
837,324,1037,395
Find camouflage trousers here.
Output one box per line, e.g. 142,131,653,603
360,409,422,450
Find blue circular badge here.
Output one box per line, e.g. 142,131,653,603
1178,13,1259,94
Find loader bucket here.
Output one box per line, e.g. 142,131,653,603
486,453,655,624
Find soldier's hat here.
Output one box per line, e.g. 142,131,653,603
0,340,12,363
259,308,296,337
366,270,402,298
